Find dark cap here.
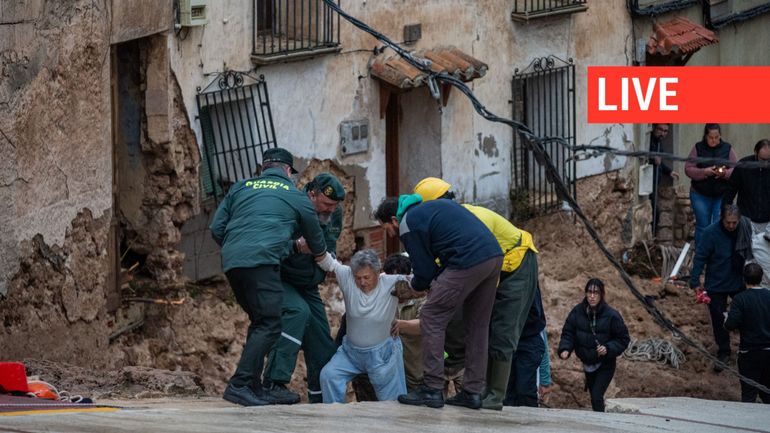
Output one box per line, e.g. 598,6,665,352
262,147,298,174
311,172,345,201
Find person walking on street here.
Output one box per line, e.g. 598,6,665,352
690,204,747,371
685,123,737,244
375,195,502,410
557,278,630,412
210,148,329,407
725,263,770,403
263,173,346,403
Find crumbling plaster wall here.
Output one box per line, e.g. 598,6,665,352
119,35,201,286
0,0,115,363
0,1,112,296
0,0,195,365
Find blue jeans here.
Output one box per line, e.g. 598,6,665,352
690,191,722,244
320,336,406,403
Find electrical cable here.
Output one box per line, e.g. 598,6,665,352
321,0,770,395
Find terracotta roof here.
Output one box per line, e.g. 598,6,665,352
371,47,488,90
647,16,718,57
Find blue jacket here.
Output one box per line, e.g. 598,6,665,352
690,221,744,294
399,199,502,291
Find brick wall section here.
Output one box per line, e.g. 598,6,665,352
355,226,387,261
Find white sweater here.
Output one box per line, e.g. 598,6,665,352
327,260,405,348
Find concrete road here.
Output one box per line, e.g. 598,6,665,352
1,397,768,433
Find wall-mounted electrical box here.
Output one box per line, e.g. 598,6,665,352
340,120,370,156
179,0,208,27
403,23,422,45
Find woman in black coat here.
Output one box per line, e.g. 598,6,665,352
557,278,630,412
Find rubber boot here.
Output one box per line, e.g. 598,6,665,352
481,359,512,411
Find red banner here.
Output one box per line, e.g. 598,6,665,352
587,66,770,124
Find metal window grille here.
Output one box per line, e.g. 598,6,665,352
512,0,588,21
196,72,277,203
511,56,576,218
252,0,341,61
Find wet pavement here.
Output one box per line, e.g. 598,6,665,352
1,397,768,433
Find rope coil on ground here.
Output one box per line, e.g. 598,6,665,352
624,338,686,369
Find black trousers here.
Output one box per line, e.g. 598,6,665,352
503,332,545,407
585,361,616,412
226,265,283,390
707,292,740,357
737,350,770,403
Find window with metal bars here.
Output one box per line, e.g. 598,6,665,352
252,0,341,64
511,56,576,218
196,72,277,203
511,0,588,21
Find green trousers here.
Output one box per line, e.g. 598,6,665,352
489,250,539,361
482,250,539,409
264,282,335,402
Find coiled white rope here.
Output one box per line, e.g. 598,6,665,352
624,338,686,369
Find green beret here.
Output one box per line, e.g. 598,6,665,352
312,172,345,201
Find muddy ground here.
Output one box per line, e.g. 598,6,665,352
14,173,741,407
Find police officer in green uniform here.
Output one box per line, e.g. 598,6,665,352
263,173,346,403
210,148,330,407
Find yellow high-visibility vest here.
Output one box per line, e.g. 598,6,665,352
462,204,538,272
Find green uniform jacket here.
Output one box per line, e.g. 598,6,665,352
210,167,327,272
281,202,343,290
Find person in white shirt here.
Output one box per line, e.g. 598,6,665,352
317,249,407,402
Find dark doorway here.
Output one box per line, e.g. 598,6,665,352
110,39,148,311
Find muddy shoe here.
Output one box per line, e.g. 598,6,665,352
264,383,301,405
713,354,729,373
446,390,482,410
223,384,270,406
397,385,444,408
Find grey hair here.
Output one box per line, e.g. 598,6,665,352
350,249,381,274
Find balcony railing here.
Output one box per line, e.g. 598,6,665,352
252,0,341,65
512,0,588,21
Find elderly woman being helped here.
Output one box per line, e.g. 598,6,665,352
317,249,407,403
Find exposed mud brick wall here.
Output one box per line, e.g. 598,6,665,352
673,191,695,243
0,2,117,367
120,44,200,286
0,210,122,368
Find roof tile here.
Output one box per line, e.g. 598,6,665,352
647,16,718,57
371,46,488,89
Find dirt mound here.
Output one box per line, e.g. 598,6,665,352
524,172,740,408
23,359,203,400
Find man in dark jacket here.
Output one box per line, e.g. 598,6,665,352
375,195,502,410
725,263,770,403
690,204,746,371
557,278,630,412
648,123,679,234
210,148,329,406
263,173,345,403
725,138,770,233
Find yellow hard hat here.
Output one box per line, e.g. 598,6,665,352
414,177,451,201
